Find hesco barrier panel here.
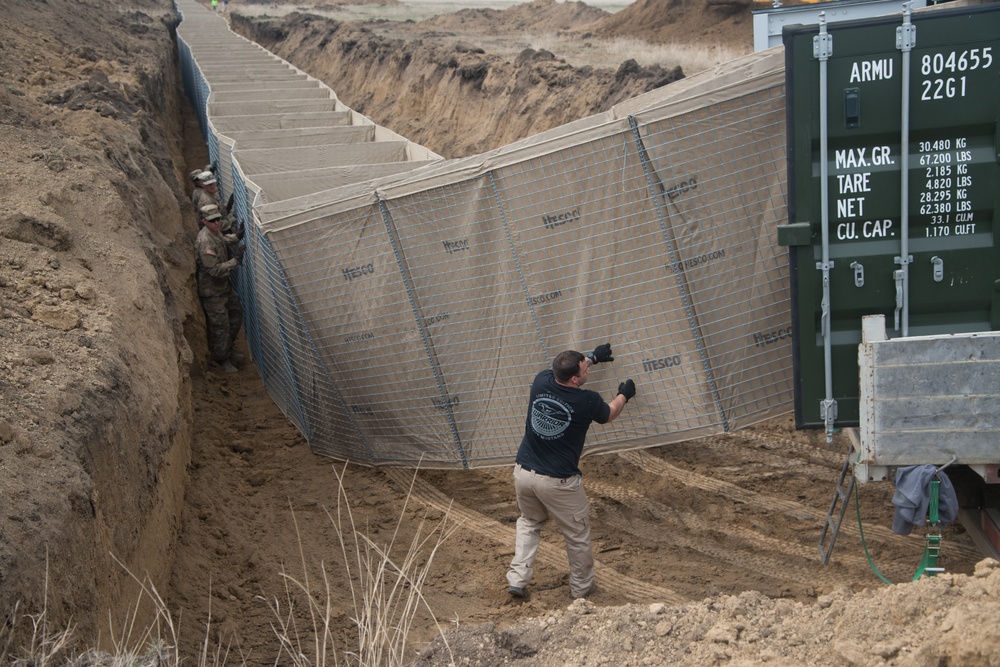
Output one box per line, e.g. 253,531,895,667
781,3,1000,433
176,0,796,467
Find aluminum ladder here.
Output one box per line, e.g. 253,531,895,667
818,444,856,565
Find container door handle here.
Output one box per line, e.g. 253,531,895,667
850,261,864,287
893,269,905,330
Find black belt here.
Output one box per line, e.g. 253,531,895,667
519,464,569,480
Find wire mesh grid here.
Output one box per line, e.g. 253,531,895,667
176,0,794,467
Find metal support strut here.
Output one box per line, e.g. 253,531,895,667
815,13,837,442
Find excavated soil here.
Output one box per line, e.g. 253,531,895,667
2,0,999,666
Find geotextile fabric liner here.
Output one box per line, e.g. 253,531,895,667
175,0,794,468
211,111,353,133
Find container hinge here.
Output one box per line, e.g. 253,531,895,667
896,23,916,51
850,261,864,287
821,398,838,441
813,32,833,60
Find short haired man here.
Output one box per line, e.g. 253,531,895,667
507,343,635,600
195,204,244,373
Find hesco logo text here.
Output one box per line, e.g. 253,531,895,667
753,327,792,348
433,395,461,410
528,289,562,307
683,248,726,270
424,311,450,328
642,354,682,372
344,331,375,343
342,262,375,282
665,175,697,202
442,239,470,254
542,208,580,230
350,405,374,416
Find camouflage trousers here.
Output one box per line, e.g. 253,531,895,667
200,291,243,363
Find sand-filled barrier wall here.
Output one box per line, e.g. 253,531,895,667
176,0,793,467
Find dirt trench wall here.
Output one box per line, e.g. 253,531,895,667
231,13,683,159
0,0,198,648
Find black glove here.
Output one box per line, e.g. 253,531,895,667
226,193,235,214
617,379,636,403
235,225,245,241
589,342,614,364
232,245,246,264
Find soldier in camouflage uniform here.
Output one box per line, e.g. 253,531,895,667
192,171,236,234
196,204,244,373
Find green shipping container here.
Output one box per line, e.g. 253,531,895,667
781,2,1000,432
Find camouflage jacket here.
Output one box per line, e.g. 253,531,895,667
195,226,239,297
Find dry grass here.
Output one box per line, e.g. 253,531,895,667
2,466,457,667
264,464,459,667
1,554,77,667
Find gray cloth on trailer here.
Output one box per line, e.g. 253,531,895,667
892,465,959,535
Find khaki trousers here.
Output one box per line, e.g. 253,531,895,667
507,463,595,598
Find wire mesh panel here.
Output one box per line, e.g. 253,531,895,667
493,128,725,450
247,227,369,462
635,85,792,430
223,125,375,151
211,111,353,133
252,162,439,204
175,0,794,467
266,203,465,466
233,143,411,176
381,178,550,464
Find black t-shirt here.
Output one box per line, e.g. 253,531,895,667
515,369,611,478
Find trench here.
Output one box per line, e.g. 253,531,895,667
4,2,985,663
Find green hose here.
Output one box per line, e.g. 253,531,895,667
854,482,930,584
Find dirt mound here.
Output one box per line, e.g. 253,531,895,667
5,1,1000,667
589,0,754,49
419,0,610,35
415,559,1000,666
233,12,682,158
0,0,195,645
241,0,400,5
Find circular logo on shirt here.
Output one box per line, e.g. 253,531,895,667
531,397,571,439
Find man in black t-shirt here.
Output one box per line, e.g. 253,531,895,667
506,344,636,600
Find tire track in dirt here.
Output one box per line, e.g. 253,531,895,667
738,430,847,467
381,468,686,605
690,433,844,484
587,479,881,589
618,449,982,562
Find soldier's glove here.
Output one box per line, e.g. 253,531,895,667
226,193,235,214
235,225,245,241
617,379,636,403
588,342,614,364
232,245,246,264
